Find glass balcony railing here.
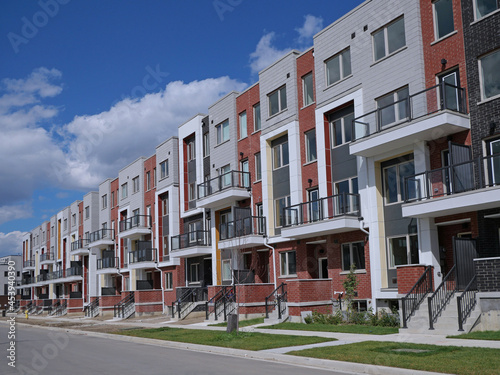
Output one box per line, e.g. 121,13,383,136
119,215,151,232
97,257,119,270
89,228,115,243
40,253,55,262
129,248,157,264
197,170,251,199
71,239,89,251
171,230,211,251
219,216,266,240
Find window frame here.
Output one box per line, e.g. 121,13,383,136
272,141,289,170
302,72,314,106
432,0,455,40
474,0,500,20
121,182,128,199
222,259,232,281
188,183,196,202
479,49,500,101
387,234,419,269
190,263,200,283
146,171,151,191
325,48,351,87
216,119,230,145
239,111,247,139
274,196,291,228
102,194,107,209
160,160,169,179
372,16,406,62
382,158,415,204
132,176,140,194
305,129,317,163
254,152,262,181
187,140,195,162
85,206,90,219
280,250,297,277
341,241,366,271
253,102,261,131
376,86,410,128
268,86,287,117
165,272,173,290
203,132,210,157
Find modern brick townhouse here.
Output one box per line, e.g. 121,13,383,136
18,0,500,332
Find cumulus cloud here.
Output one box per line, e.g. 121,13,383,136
0,203,32,226
0,231,24,257
295,15,323,46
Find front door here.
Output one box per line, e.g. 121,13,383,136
439,69,460,111
453,237,478,290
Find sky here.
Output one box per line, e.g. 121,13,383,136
0,0,365,257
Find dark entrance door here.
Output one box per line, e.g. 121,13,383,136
449,142,474,193
453,236,477,290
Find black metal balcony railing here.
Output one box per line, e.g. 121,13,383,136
101,287,116,296
129,248,157,264
71,239,89,251
119,215,151,232
404,154,500,203
283,193,360,228
352,82,467,141
23,260,35,268
40,253,55,262
171,230,211,251
197,170,251,199
219,216,266,240
97,257,118,270
22,277,35,285
66,266,83,277
136,279,154,290
89,228,115,243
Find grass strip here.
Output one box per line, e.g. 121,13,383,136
117,326,334,351
262,322,398,335
289,341,500,375
448,330,500,341
210,317,264,327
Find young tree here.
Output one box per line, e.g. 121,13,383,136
342,263,359,321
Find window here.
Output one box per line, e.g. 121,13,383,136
280,251,296,276
303,72,314,105
275,196,291,227
255,152,262,181
102,222,107,230
330,107,354,147
222,259,232,281
439,69,461,111
305,129,317,163
190,263,199,282
102,194,107,209
479,49,500,100
489,138,500,184
388,234,419,268
146,171,151,190
373,17,406,61
377,86,409,128
433,0,454,39
335,177,359,214
383,159,415,204
121,183,128,199
133,208,140,217
51,226,54,237
85,206,90,219
220,164,231,188
165,272,173,290
342,242,365,271
256,203,263,229
216,120,230,144
203,133,210,157
63,219,67,231
188,222,197,243
162,198,169,216
272,141,289,170
160,160,169,179
111,191,115,208
163,235,169,256
308,188,321,222
188,183,196,201
146,205,151,221
268,86,287,116
239,111,247,139
254,103,261,131
132,176,140,193
72,214,76,226
474,0,499,19
153,168,157,187
187,140,195,161
240,159,250,187
325,48,351,86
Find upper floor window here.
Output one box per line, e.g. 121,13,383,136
373,16,406,61
153,168,157,187
85,206,90,219
51,226,54,237
474,0,499,19
255,152,262,181
72,214,76,226
63,219,67,231
160,160,169,179
383,158,414,204
305,129,317,163
187,140,195,161
239,111,247,139
275,196,291,228
272,141,289,170
325,48,351,86
203,133,210,157
302,72,314,106
216,120,230,145
253,103,261,131
433,0,454,39
146,171,151,190
111,191,115,207
376,86,409,128
102,194,107,209
188,182,196,201
268,86,287,116
479,49,500,100
162,197,169,216
330,106,354,147
121,183,128,199
132,176,140,193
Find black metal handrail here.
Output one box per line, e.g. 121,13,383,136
97,257,118,270
219,216,266,240
85,298,100,318
428,265,457,330
197,170,251,199
171,230,211,251
352,82,467,141
119,215,151,232
89,228,115,243
172,287,209,319
404,154,500,203
205,286,236,321
129,248,156,264
40,252,55,262
265,283,287,319
114,292,134,318
457,275,478,331
401,266,433,328
71,239,89,252
283,193,360,228
56,301,67,316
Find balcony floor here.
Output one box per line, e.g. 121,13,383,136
218,235,266,250
281,216,360,240
197,188,250,209
170,246,212,259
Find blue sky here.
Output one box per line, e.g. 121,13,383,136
0,0,364,257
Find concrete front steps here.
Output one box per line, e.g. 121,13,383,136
263,305,289,325
401,294,481,335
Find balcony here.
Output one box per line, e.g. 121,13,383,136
97,257,119,271
71,239,89,256
22,276,36,285
402,155,500,218
128,248,157,269
218,216,266,249
23,259,35,270
39,252,55,265
281,193,361,239
197,170,251,209
136,279,154,290
101,287,117,296
88,228,115,248
350,83,469,158
119,215,151,239
171,230,212,258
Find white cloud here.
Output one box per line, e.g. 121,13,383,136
295,15,323,46
0,231,24,257
249,32,292,75
0,203,32,226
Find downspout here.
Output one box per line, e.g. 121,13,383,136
264,236,277,289
152,227,165,315
358,217,370,236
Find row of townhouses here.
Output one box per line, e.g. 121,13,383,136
18,0,500,331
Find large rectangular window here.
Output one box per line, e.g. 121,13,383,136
132,176,140,193
268,86,287,116
377,86,409,128
373,17,406,61
239,111,247,139
479,49,500,100
272,141,289,170
305,129,317,163
216,120,230,144
342,241,365,271
190,263,199,282
255,152,262,181
222,259,232,281
388,234,419,268
433,0,454,39
303,72,314,106
253,103,261,131
325,48,351,86
383,159,415,204
187,140,195,161
203,133,210,157
280,251,296,276
165,272,173,290
220,164,231,188
474,0,499,19
160,160,169,179
85,206,89,219
146,171,151,191
102,194,107,209
330,107,354,147
275,196,291,227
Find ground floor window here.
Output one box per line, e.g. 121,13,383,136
388,234,419,268
190,263,199,282
222,259,232,281
165,272,173,290
341,241,365,271
280,250,296,276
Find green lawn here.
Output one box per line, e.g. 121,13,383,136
117,326,334,351
448,330,500,341
210,317,265,328
262,322,399,335
289,341,500,375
